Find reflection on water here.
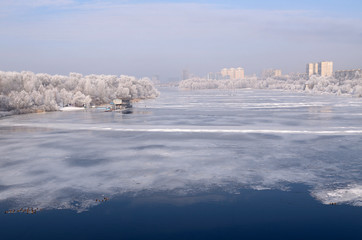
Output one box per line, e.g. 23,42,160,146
0,88,362,212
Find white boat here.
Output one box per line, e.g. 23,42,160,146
59,106,85,111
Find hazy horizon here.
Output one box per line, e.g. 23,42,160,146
0,0,361,80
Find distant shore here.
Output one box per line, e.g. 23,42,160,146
179,76,362,98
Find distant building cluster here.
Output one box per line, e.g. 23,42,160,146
220,67,245,80
306,61,333,78
305,61,362,80
180,60,361,83
262,69,282,78
206,67,245,80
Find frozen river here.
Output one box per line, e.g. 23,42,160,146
2,87,362,239
1,88,362,213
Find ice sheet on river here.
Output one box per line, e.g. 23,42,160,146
0,89,362,212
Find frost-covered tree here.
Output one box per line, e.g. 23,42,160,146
0,70,159,114
0,95,10,110
179,76,362,97
8,90,33,110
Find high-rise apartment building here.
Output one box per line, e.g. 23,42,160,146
319,61,333,77
227,68,236,80
221,67,245,80
306,61,333,78
306,63,314,77
235,67,245,79
221,68,228,78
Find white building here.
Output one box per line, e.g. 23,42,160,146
319,61,333,77
306,61,333,78
221,67,245,80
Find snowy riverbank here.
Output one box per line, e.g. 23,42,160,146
0,70,159,115
179,75,362,97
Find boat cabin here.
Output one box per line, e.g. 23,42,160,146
112,99,132,110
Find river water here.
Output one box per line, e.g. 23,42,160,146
1,88,362,239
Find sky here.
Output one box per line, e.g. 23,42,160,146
0,0,362,80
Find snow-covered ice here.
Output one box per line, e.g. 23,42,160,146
1,88,362,212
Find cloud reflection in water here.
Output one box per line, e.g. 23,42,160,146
1,89,362,212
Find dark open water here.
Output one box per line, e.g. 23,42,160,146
1,88,362,239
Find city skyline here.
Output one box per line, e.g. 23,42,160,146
0,0,361,80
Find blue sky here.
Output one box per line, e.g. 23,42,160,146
0,0,361,80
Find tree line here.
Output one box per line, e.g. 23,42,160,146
0,71,159,114
179,75,362,97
